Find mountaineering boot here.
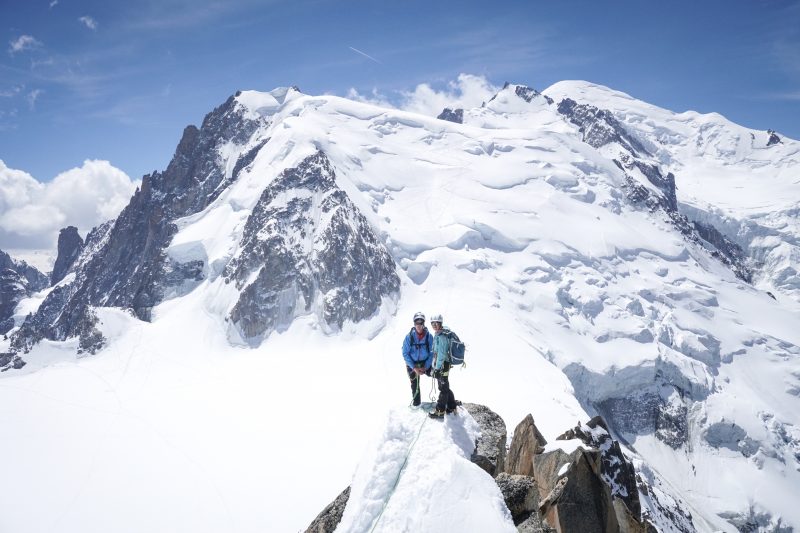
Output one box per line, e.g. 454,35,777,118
429,409,445,420
446,400,462,414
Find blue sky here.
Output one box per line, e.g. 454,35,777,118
2,0,799,183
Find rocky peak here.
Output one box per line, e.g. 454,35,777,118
0,249,48,337
224,150,400,342
8,90,271,357
437,107,464,124
487,82,554,107
556,97,649,157
51,226,84,285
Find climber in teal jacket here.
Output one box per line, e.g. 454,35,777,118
429,313,459,419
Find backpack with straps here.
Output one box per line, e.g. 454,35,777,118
408,328,432,365
444,329,466,366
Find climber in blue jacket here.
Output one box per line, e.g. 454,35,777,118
402,311,433,406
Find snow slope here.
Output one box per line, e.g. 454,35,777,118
2,82,799,532
545,80,800,303
336,405,515,533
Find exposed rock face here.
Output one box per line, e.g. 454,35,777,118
437,107,463,124
495,473,554,532
512,84,554,105
8,93,269,356
224,150,400,342
506,414,548,477
304,486,350,533
306,407,667,533
557,98,649,157
463,402,507,476
703,420,759,457
556,417,641,520
51,226,84,285
557,98,753,284
501,412,654,532
490,82,554,106
0,249,49,336
564,361,706,450
767,129,781,146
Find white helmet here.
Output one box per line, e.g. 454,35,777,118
430,313,443,324
413,311,425,323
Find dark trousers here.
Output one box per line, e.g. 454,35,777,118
434,362,456,411
406,365,431,406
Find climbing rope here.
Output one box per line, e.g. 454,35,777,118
368,413,428,533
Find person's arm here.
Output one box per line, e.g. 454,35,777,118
425,332,434,369
434,335,449,370
402,334,414,368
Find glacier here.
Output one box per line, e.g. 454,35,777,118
0,80,798,532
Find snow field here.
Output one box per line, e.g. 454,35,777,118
2,82,800,531
336,405,515,533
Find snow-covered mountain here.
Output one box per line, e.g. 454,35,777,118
1,80,798,533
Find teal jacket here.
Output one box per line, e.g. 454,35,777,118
432,327,452,370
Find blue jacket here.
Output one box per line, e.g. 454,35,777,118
402,328,433,369
433,327,452,370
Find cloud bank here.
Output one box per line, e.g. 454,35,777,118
0,159,139,251
347,73,501,117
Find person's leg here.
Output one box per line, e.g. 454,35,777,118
442,362,457,411
407,366,421,406
435,367,451,412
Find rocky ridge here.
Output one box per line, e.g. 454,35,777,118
224,150,399,342
306,405,670,533
6,88,400,360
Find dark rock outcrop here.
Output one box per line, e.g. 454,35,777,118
224,150,400,342
304,486,350,533
557,98,649,157
766,129,781,146
556,416,641,520
496,473,554,532
538,446,631,533
463,402,507,476
513,84,554,105
51,226,84,285
502,412,654,532
305,407,662,533
8,92,269,356
0,249,49,336
437,108,463,124
557,97,753,284
506,414,548,477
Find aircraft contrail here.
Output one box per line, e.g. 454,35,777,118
349,46,382,64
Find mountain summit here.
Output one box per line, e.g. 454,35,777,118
1,80,798,532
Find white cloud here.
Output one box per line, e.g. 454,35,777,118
347,74,501,117
8,35,42,55
26,89,43,110
0,159,139,250
399,74,500,116
79,16,98,30
49,0,59,7
0,85,23,97
346,87,394,109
